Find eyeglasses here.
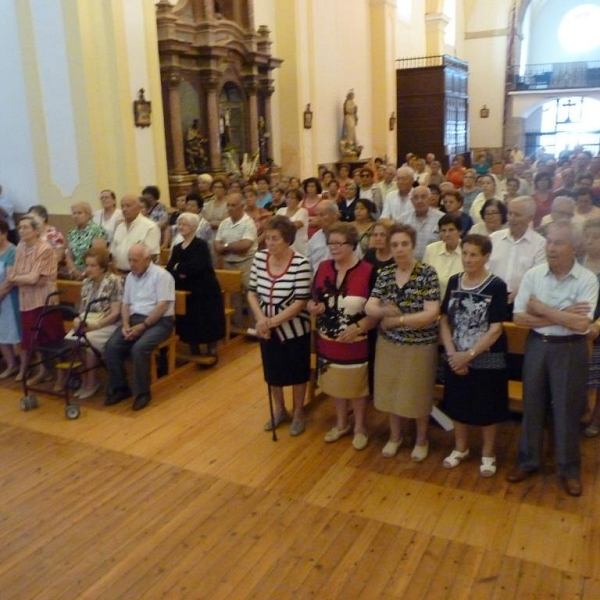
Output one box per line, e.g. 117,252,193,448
327,242,350,248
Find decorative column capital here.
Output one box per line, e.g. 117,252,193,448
168,72,183,88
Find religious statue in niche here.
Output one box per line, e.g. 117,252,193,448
258,116,271,165
219,108,232,150
184,119,208,173
340,89,363,159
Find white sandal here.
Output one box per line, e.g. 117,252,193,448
382,438,402,458
443,448,470,469
480,456,497,477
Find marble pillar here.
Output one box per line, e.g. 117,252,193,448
168,74,186,174
206,83,222,170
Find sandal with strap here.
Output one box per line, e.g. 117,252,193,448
443,448,470,469
480,456,497,477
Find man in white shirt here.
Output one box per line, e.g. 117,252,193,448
400,186,443,260
381,167,415,221
377,165,397,201
104,244,175,410
508,221,598,496
111,195,161,273
215,192,258,328
488,196,546,310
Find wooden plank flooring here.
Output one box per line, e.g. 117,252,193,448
1,339,600,598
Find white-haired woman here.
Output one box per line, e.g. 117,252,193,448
65,202,108,280
166,212,225,357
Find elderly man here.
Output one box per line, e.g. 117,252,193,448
488,196,546,309
399,185,443,260
538,195,577,234
508,221,598,496
104,244,175,411
307,199,340,273
214,192,258,328
377,165,398,200
111,195,161,274
381,167,415,221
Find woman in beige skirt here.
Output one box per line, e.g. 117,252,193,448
365,223,440,461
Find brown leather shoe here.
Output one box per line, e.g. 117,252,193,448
506,466,537,483
561,477,582,497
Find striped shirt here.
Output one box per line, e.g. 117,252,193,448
14,240,58,311
249,250,312,341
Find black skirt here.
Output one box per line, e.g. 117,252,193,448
260,333,311,387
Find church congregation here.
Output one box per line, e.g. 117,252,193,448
2,144,600,496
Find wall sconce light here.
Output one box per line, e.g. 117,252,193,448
479,105,489,118
303,104,313,129
389,111,396,131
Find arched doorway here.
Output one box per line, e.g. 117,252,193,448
524,96,600,157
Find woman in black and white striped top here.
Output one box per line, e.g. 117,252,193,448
248,216,312,437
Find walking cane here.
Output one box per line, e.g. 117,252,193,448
267,384,278,442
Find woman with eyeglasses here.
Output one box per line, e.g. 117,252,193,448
468,199,508,236
469,174,502,225
308,222,377,451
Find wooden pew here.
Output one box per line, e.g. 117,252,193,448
56,279,191,387
214,269,242,342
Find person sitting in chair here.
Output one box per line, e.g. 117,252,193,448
104,243,175,411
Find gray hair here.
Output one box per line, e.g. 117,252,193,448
546,219,583,248
317,199,339,216
176,212,200,229
551,196,576,211
509,196,536,218
71,201,93,219
20,213,43,231
396,166,415,179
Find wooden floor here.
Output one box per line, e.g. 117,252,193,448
1,340,600,599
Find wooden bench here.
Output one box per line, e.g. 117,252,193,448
214,269,242,342
56,279,191,386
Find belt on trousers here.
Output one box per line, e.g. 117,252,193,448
530,330,585,343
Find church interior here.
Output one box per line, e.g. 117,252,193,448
2,0,600,597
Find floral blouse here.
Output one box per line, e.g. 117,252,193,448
67,221,108,269
370,261,440,345
79,272,123,318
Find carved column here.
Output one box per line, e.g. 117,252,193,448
168,73,187,174
263,86,275,159
205,79,222,170
247,0,255,30
203,0,215,20
246,81,259,155
233,0,243,26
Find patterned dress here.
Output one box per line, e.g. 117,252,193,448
67,221,108,269
440,272,509,425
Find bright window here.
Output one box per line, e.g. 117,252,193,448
558,4,600,54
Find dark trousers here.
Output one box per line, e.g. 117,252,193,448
105,314,174,396
517,333,588,478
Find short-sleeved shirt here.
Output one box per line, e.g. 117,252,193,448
14,240,58,311
400,209,444,260
145,202,169,227
123,263,175,317
93,209,123,244
514,261,598,336
67,221,108,269
112,214,161,270
79,272,123,317
370,261,440,345
249,250,312,340
215,213,258,262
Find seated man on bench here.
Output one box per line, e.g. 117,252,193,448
105,243,175,410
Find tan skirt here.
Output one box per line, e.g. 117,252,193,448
374,336,438,418
318,361,369,399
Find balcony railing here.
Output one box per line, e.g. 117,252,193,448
508,61,600,91
396,55,468,71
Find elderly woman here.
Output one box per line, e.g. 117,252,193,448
459,169,480,214
167,212,225,358
531,172,555,227
9,214,64,383
439,234,508,477
276,189,309,255
65,202,108,280
248,216,312,436
93,189,122,243
63,247,122,398
28,204,67,265
338,181,360,222
441,189,473,237
469,199,508,236
362,219,395,276
353,199,376,257
365,224,440,461
423,214,463,300
469,175,502,225
0,219,20,378
202,177,229,231
308,222,377,451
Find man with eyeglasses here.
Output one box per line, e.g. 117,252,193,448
487,196,546,313
398,186,443,260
